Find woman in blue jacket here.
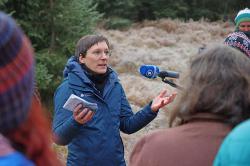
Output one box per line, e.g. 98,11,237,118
52,35,176,166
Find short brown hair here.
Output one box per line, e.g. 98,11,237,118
75,35,110,58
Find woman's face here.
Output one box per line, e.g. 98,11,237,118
79,41,110,74
239,21,250,32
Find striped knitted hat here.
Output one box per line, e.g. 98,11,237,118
235,8,250,29
0,12,34,133
224,32,250,58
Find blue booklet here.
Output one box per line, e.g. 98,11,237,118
63,94,98,112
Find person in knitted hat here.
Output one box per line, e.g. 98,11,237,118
224,31,250,58
234,8,250,38
0,12,62,166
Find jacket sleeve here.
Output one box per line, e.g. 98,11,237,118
119,86,158,134
52,81,82,145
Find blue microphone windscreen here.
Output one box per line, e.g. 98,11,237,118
139,65,159,79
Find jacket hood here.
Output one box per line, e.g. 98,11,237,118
63,56,83,78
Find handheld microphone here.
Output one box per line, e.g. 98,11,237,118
139,65,179,79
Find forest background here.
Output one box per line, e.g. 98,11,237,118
0,0,248,112
0,0,249,163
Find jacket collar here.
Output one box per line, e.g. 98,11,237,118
63,56,119,88
181,113,226,125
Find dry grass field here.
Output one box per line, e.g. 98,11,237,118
54,18,235,165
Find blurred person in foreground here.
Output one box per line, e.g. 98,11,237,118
213,119,250,166
52,34,176,166
234,8,250,38
0,12,62,166
129,44,250,166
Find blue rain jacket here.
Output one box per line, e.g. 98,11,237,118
52,57,158,166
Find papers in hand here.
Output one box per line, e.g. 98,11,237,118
63,94,98,112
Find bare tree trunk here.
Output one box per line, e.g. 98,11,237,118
49,0,55,52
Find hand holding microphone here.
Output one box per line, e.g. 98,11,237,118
139,64,183,90
138,65,179,111
139,64,179,79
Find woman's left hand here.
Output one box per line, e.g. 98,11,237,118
151,90,177,112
